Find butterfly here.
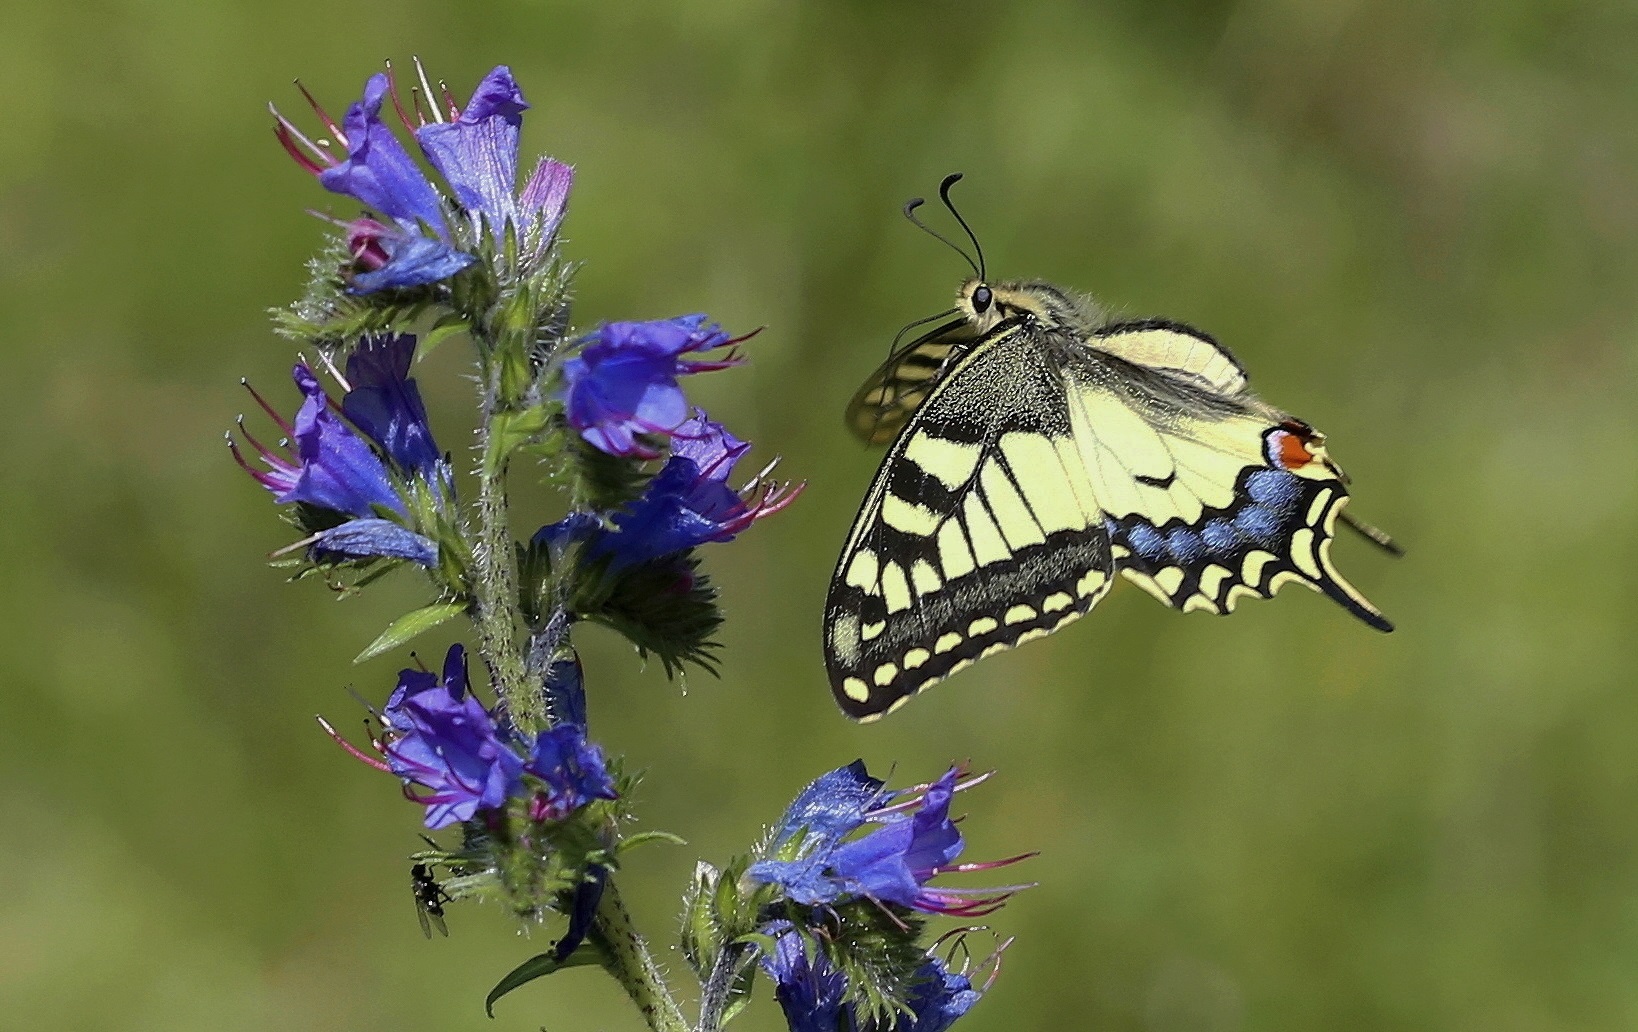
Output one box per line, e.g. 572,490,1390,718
824,174,1398,721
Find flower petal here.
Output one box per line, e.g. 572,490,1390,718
313,517,438,566
416,65,527,233
319,74,449,236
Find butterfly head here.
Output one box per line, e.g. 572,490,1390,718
957,278,1098,335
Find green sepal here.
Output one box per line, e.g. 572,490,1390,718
720,963,757,1028
579,553,725,678
816,902,929,1024
483,404,556,477
354,602,468,663
271,235,440,346
563,432,659,514
681,862,722,979
484,945,602,1017
416,312,471,361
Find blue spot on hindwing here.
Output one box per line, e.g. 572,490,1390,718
1202,519,1240,553
1233,504,1279,544
1126,523,1166,559
1166,526,1205,563
1244,469,1299,506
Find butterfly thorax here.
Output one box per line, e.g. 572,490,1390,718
957,278,1103,337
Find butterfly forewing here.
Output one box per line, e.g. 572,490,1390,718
826,319,1117,720
845,317,973,445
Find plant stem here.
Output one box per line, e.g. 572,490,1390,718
472,375,537,729
590,876,689,1032
695,941,751,1032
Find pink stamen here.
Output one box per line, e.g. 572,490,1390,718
271,105,333,175
944,850,1038,874
383,60,418,131
316,715,394,773
234,416,287,467
292,79,346,145
438,78,460,121
240,378,295,435
226,435,284,490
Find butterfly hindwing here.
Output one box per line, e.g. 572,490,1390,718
1065,322,1393,631
825,318,1117,720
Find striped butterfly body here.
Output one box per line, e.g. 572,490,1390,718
825,183,1396,721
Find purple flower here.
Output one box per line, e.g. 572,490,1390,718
535,413,800,568
231,334,443,566
383,645,525,829
895,955,984,1032
524,723,618,823
759,922,852,1032
416,65,573,258
553,863,607,963
340,333,444,481
559,318,748,458
317,644,620,832
748,767,1032,919
758,923,995,1032
274,62,571,292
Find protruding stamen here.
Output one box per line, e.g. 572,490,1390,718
293,78,346,146
438,78,459,121
412,57,443,124
238,376,295,436
272,108,330,175
316,715,394,773
269,532,321,559
317,349,352,393
383,59,417,131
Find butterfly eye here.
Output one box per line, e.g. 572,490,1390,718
972,285,993,313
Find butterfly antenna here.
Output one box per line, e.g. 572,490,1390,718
937,172,986,280
1340,510,1404,557
904,196,981,279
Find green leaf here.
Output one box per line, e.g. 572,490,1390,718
616,830,687,853
354,602,467,663
484,945,601,1017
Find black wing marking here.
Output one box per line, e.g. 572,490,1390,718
825,319,1116,720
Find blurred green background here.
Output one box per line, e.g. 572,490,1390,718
4,0,1636,1029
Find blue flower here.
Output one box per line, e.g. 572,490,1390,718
757,924,995,1032
536,413,801,568
759,922,852,1032
231,334,443,566
383,645,526,829
770,760,891,855
559,318,748,458
415,65,573,260
340,333,445,482
553,863,607,963
275,62,571,293
896,956,984,1032
524,723,618,823
748,767,1032,919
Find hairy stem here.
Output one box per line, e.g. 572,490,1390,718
695,941,752,1032
590,877,690,1032
471,374,537,729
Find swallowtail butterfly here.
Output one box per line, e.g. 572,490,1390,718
824,175,1398,721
